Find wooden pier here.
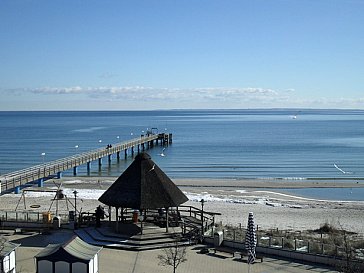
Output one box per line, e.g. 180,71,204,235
0,133,172,193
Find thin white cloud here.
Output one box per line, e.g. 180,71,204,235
31,86,84,94
3,86,363,109
9,86,281,102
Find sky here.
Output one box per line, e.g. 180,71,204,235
0,0,363,110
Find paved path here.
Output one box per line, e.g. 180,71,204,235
97,247,338,273
7,230,338,273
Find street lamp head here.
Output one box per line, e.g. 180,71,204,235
73,190,78,196
41,152,46,164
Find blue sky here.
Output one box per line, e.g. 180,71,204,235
1,0,363,110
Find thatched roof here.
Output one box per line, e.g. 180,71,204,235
98,153,188,209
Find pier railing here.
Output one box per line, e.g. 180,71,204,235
0,134,162,193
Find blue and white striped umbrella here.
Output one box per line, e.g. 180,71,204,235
245,212,257,265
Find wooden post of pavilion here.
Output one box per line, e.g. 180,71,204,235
115,207,119,232
165,207,169,233
108,205,111,226
140,210,144,235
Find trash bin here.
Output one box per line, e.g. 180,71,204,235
42,212,52,224
214,231,223,246
53,216,61,229
132,210,139,223
68,211,76,229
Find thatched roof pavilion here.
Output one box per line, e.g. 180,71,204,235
98,152,188,233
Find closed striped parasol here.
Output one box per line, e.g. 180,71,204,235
245,212,257,270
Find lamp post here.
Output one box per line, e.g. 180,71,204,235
74,145,79,153
200,199,205,237
73,190,78,227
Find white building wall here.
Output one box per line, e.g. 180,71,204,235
3,255,10,272
9,251,15,271
88,259,93,273
93,254,98,273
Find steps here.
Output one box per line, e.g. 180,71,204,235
75,224,192,251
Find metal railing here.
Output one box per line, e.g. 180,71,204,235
0,210,69,226
0,134,159,192
207,226,364,261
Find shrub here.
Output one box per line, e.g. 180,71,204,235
315,222,338,234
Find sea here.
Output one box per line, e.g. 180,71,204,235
1,109,364,201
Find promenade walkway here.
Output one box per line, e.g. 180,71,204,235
9,230,338,273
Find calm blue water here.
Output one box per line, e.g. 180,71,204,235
1,109,364,200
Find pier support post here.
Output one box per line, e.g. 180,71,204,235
131,146,134,156
169,133,173,144
117,152,120,161
108,154,112,163
98,158,102,166
124,149,127,158
73,166,78,176
137,145,140,153
38,178,44,187
87,162,91,173
57,172,63,179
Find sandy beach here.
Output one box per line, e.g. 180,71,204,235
1,176,363,235
1,176,349,273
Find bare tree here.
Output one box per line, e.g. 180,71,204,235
158,239,187,273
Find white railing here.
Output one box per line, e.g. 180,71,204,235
0,134,159,192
